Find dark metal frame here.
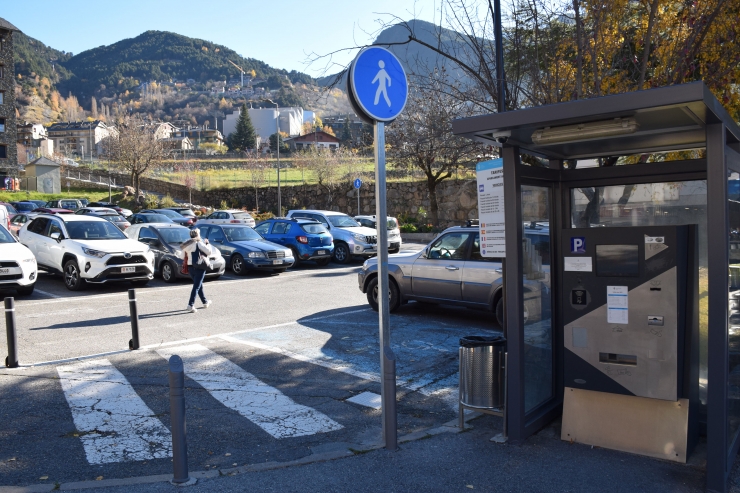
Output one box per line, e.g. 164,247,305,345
452,83,740,492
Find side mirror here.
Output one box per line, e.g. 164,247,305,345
50,232,62,242
422,247,429,258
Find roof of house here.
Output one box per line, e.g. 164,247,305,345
0,18,19,32
47,121,107,132
27,157,60,168
288,131,340,143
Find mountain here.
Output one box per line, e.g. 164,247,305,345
58,30,313,98
318,19,471,88
14,32,73,84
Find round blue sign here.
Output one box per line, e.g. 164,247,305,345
349,46,408,122
354,178,362,189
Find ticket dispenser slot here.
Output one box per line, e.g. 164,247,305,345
560,225,698,462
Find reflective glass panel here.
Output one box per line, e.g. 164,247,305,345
522,185,553,412
729,173,740,444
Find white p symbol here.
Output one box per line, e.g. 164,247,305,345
573,238,583,251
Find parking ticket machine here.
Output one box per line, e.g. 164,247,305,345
560,226,698,462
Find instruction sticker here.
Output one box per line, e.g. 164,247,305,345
564,257,593,272
607,286,629,324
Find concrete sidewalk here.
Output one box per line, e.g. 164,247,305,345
11,414,740,493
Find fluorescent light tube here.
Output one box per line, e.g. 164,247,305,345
531,118,639,145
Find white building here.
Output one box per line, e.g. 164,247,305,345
222,106,304,143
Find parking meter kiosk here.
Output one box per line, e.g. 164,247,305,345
560,226,698,462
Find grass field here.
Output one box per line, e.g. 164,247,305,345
0,188,125,205
155,160,478,189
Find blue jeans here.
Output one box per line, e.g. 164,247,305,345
188,267,207,307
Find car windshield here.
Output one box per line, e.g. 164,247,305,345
0,227,15,243
300,223,328,234
158,228,191,245
153,209,181,218
223,227,261,242
100,214,125,222
143,214,173,223
232,212,253,220
14,203,35,212
328,215,360,228
66,221,127,240
175,209,195,216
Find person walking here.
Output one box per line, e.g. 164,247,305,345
179,229,213,313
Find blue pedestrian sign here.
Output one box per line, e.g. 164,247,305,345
354,178,362,189
349,46,408,122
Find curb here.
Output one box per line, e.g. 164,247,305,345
0,413,482,492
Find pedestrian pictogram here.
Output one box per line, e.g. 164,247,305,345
372,61,392,106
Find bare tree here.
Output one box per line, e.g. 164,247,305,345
244,153,267,211
104,117,167,203
387,73,482,227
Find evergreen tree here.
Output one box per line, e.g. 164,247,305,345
231,104,257,151
341,115,352,144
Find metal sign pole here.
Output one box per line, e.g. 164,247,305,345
357,185,361,215
374,121,397,450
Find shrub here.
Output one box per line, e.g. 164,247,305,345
400,223,418,233
253,211,274,222
417,223,435,233
219,200,229,210
142,194,159,210
159,194,177,208
194,210,202,216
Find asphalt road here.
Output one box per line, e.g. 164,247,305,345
0,243,502,488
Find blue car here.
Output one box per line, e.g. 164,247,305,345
195,224,294,275
255,218,334,266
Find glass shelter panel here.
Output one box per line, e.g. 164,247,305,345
571,181,708,406
521,185,553,412
728,174,740,444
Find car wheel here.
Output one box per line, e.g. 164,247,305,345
131,279,150,287
290,247,302,267
63,260,85,291
16,284,34,296
161,261,177,283
273,268,287,274
315,257,331,266
496,297,504,327
333,242,351,264
389,248,400,254
366,276,401,312
231,254,247,276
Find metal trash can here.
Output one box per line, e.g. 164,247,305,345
459,335,506,409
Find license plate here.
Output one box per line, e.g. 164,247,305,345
272,260,282,265
317,250,326,255
121,267,136,273
0,268,9,275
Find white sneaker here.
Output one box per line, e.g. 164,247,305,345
203,300,212,309
186,305,197,313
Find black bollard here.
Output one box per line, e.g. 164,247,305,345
382,346,398,451
4,297,17,368
128,289,139,350
169,355,190,484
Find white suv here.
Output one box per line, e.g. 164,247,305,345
0,224,37,296
355,215,403,253
19,214,154,291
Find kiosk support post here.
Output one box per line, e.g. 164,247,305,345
375,121,398,451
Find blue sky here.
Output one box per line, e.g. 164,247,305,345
4,0,439,75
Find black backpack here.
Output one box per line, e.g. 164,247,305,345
191,243,202,266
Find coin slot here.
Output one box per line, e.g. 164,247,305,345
599,352,637,366
650,287,661,291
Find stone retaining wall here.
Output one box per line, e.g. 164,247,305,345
67,174,480,228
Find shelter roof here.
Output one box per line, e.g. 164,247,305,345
452,82,740,160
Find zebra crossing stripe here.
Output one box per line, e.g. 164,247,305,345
156,344,343,439
57,359,172,464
